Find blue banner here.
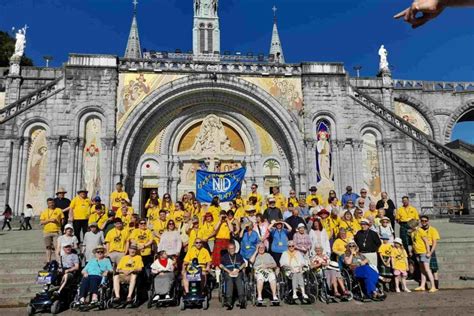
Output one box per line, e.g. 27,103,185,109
196,168,246,203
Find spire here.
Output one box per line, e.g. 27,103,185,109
269,5,285,64
124,0,142,59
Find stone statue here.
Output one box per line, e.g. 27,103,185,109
378,45,389,72
194,0,201,15
212,0,218,14
189,114,238,155
12,25,28,58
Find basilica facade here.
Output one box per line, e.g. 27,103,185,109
0,1,473,215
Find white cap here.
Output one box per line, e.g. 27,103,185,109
64,223,74,232
297,223,306,229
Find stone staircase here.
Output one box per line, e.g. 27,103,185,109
449,215,474,225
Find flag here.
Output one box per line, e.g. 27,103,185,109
196,168,246,203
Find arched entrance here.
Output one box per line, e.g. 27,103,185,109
115,75,305,210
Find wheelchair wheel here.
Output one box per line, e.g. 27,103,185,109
203,296,209,310
340,268,353,292
147,290,153,309
179,297,185,311
277,273,286,304
51,300,61,315
306,271,319,301
26,304,34,316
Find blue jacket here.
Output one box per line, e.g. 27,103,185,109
270,228,289,254
240,230,259,260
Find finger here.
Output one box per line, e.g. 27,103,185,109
394,8,408,19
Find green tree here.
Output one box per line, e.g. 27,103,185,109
0,30,34,67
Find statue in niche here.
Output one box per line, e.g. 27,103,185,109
194,0,201,14
29,146,48,190
189,115,238,155
315,121,335,202
25,129,48,211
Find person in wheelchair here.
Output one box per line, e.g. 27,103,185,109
78,245,113,305
150,250,176,301
219,242,246,310
113,244,144,304
54,243,80,297
249,243,279,304
310,246,350,299
279,240,309,300
343,240,383,300
182,238,212,295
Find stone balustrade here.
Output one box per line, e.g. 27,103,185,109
393,79,474,92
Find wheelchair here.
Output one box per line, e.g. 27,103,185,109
246,266,280,307
278,266,317,305
109,270,142,309
217,267,249,308
180,260,210,310
310,267,352,304
341,265,386,302
27,261,81,315
147,271,180,308
70,274,113,311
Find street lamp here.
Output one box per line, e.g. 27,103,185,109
43,56,53,68
353,65,362,78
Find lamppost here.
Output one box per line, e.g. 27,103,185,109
353,65,362,78
43,56,53,68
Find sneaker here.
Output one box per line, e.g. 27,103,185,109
404,288,411,293
153,295,160,301
272,296,279,302
429,288,439,293
165,294,170,299
302,293,309,299
292,293,298,300
414,286,425,291
257,297,263,304
395,288,401,293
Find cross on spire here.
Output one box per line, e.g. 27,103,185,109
272,5,277,22
133,0,138,13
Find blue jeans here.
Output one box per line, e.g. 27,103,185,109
354,265,379,297
79,275,102,297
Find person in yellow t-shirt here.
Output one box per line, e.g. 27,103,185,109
105,218,130,265
88,196,108,225
146,199,160,227
198,212,217,252
212,211,233,267
271,187,286,210
161,193,175,213
116,200,134,226
378,234,393,278
128,219,154,266
182,239,212,294
396,196,420,252
332,228,350,257
152,210,168,244
317,209,335,240
410,220,437,292
235,191,245,210
40,198,64,265
113,245,143,302
208,197,221,219
363,202,379,222
186,216,201,251
68,189,91,243
247,183,263,213
144,190,161,213
110,182,129,212
286,190,300,208
420,215,441,290
391,237,410,293
338,210,359,237
171,202,185,228
306,186,323,206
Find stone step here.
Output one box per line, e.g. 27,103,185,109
0,283,43,296
0,295,32,308
0,268,41,275
439,279,474,289
0,273,36,284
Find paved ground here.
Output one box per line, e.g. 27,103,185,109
2,289,474,316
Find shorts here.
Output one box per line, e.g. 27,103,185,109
393,269,408,277
118,274,131,284
43,233,59,249
416,254,430,263
255,271,276,283
108,252,125,265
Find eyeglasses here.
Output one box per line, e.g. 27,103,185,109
420,220,429,223
361,191,367,194
96,251,104,254
195,241,202,244
139,222,146,225
288,245,295,248
349,245,356,248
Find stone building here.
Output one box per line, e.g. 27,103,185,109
0,0,473,215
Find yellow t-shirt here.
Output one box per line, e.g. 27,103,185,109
234,207,247,220
105,228,130,253
411,227,428,254
110,191,129,209
247,192,263,213
329,217,341,236
215,221,231,240
183,202,195,215
40,208,64,234
146,207,160,224
88,211,108,226
116,207,134,225
321,217,335,239
378,243,393,258
285,197,300,208
396,206,419,223
273,193,286,209
184,246,212,266
332,238,349,256
338,219,360,235
70,196,91,220
235,197,245,208
145,198,162,210
306,194,323,206
208,205,221,219
117,255,144,272
424,226,440,246
129,229,153,256
363,210,378,220
188,228,199,249
198,222,216,241
171,210,185,227
97,214,109,229
391,247,408,271
160,201,175,213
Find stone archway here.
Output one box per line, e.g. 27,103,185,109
115,74,305,203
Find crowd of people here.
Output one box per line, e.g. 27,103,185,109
36,182,441,308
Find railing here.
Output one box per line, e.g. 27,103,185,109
0,77,65,124
143,51,273,63
393,79,474,92
119,58,302,76
349,85,474,179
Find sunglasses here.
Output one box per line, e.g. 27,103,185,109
288,245,295,248
96,251,104,254
195,241,202,244
420,220,429,223
349,245,356,248
139,222,146,225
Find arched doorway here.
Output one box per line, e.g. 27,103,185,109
115,75,304,211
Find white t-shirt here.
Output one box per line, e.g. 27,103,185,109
57,235,79,256
24,208,33,218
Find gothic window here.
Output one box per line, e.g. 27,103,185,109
207,28,213,53
199,26,206,53
361,131,382,200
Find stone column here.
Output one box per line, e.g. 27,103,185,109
17,137,30,213
304,139,317,187
67,137,78,196
5,56,21,105
101,138,115,203
75,138,85,192
7,139,21,212
352,140,364,190
46,136,60,195
334,140,346,196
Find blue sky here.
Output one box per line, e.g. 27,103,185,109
1,0,473,142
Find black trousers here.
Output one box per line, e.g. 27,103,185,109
2,219,11,230
73,219,88,243
25,217,32,230
224,272,245,304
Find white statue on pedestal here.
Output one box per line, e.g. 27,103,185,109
378,45,390,73
12,25,28,58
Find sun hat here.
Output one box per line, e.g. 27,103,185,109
77,188,88,194
92,245,106,254
64,223,74,232
360,219,370,225
327,261,340,271
56,187,67,194
88,222,98,228
394,237,403,245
